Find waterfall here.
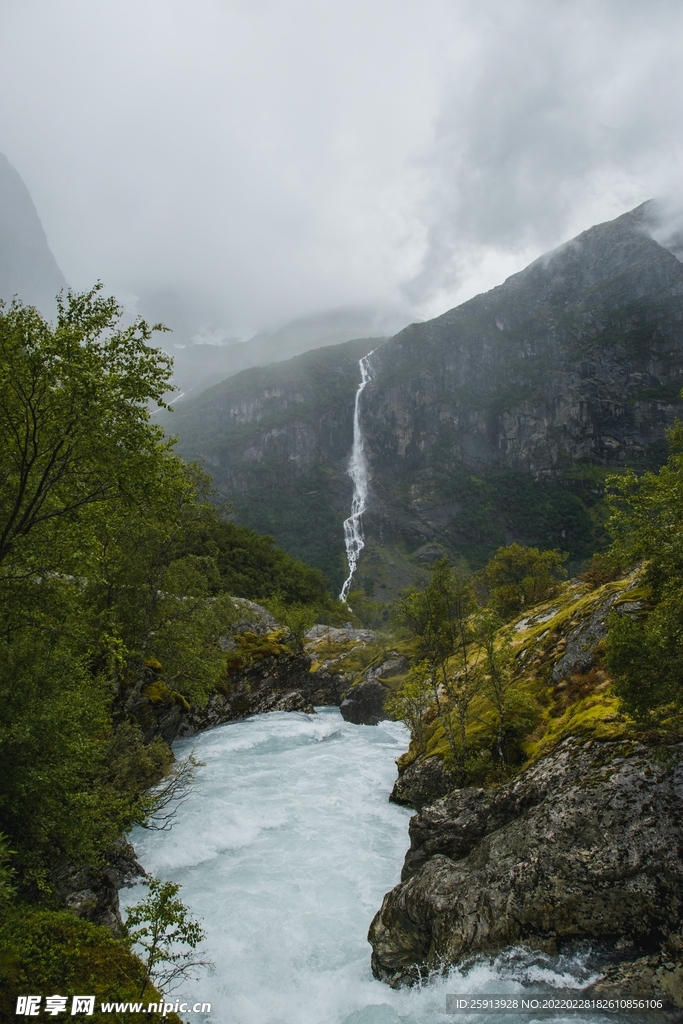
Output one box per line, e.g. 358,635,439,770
340,351,374,602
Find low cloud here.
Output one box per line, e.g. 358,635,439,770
0,0,681,336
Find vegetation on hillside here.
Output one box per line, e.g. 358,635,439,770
604,419,683,719
1,284,682,1009
388,409,683,782
0,288,346,1009
164,337,385,593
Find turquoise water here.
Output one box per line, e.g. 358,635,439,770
120,709,603,1024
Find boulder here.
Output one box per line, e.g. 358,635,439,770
251,689,315,715
368,655,409,681
389,756,459,811
340,679,390,725
178,651,314,735
369,738,683,988
302,669,347,706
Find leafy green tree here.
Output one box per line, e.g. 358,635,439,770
0,288,225,883
385,662,433,753
126,877,213,998
265,600,316,653
399,559,480,768
0,834,15,911
483,543,568,619
475,610,537,763
0,286,171,571
182,517,335,609
605,419,683,718
475,610,512,762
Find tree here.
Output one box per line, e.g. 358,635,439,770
125,877,213,998
475,610,537,763
0,285,171,572
604,419,683,717
475,610,511,762
399,559,480,769
385,662,433,753
0,289,231,882
483,543,568,619
265,600,316,653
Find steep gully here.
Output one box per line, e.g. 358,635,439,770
340,350,374,601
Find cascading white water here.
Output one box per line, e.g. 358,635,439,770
340,352,374,602
120,710,608,1024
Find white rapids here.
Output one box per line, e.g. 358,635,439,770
121,709,611,1024
340,352,374,602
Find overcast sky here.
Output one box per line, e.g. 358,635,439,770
0,0,682,337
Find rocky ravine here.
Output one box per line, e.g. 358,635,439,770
64,610,397,932
369,738,683,1002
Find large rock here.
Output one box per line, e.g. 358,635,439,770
303,669,348,706
585,945,683,1010
389,756,459,810
340,679,389,725
339,653,409,725
178,650,314,735
369,738,683,988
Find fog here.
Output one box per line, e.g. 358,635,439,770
1,0,682,340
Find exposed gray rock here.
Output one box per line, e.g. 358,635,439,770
178,651,314,735
368,655,409,680
303,669,348,706
552,580,643,682
389,756,459,811
55,841,145,936
306,624,376,644
585,946,683,1011
224,598,279,639
369,739,683,988
251,689,315,715
340,679,390,725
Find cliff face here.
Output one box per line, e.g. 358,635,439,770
164,337,384,592
0,153,67,316
369,737,683,992
165,203,683,595
360,203,683,572
368,203,683,476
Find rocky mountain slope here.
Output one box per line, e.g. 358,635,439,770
161,336,386,592
146,301,407,401
164,202,683,597
361,202,683,571
0,152,67,316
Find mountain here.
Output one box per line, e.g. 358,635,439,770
156,305,408,400
0,153,67,316
163,202,683,598
160,337,385,593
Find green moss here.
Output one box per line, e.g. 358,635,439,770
409,571,650,783
142,681,190,712
523,690,630,762
224,630,288,674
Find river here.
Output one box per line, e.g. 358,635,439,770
121,708,602,1024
